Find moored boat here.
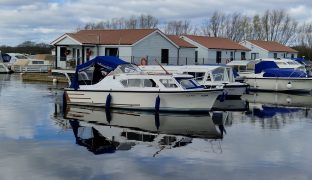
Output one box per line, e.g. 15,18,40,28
64,56,223,112
140,65,248,98
227,60,312,93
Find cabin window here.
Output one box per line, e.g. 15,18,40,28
121,79,157,88
186,72,205,81
176,78,201,89
159,79,178,88
32,61,44,65
212,68,226,81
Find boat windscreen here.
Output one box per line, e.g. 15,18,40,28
175,78,203,89
212,68,228,82
113,64,141,74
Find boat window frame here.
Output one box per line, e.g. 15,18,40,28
120,78,159,88
159,78,179,88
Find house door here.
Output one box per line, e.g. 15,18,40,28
161,49,169,64
216,51,222,64
241,52,246,60
195,51,198,64
60,47,67,61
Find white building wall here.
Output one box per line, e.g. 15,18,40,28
240,41,269,59
132,32,178,65
181,36,209,64
178,48,196,65
118,46,132,62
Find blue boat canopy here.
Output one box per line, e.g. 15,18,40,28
254,61,279,74
76,56,129,72
70,56,129,90
262,68,307,77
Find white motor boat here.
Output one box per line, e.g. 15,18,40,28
140,65,248,98
0,62,12,74
11,58,52,73
227,60,312,93
0,54,13,74
65,56,223,112
259,58,306,72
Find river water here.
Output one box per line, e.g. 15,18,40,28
0,74,312,180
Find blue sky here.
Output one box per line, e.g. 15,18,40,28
0,0,311,46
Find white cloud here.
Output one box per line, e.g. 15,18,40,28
0,0,311,45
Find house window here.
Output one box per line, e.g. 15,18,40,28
195,51,198,64
230,52,234,61
251,53,257,60
283,53,286,58
273,53,277,59
105,48,119,57
241,52,246,60
161,49,169,64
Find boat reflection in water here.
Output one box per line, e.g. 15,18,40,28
241,92,312,128
212,98,249,111
63,105,227,155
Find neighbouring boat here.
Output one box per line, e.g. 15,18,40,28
140,65,248,98
64,56,223,112
0,62,12,74
227,60,312,93
0,54,13,74
11,58,52,73
63,105,225,154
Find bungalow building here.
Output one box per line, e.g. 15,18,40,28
240,40,298,60
50,29,196,69
181,35,251,64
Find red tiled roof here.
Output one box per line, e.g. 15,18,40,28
166,35,196,48
184,35,250,51
66,29,157,45
248,40,298,53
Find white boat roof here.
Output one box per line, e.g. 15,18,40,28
226,60,253,66
140,65,224,72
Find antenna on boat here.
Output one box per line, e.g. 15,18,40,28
154,59,170,75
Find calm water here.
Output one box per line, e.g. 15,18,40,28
1,74,312,180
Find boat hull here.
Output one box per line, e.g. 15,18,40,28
244,77,312,93
65,89,222,112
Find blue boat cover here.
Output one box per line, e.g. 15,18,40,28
262,68,307,77
70,56,129,90
254,61,279,74
293,58,305,65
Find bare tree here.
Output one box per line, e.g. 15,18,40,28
138,14,158,29
164,20,193,35
201,11,226,37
